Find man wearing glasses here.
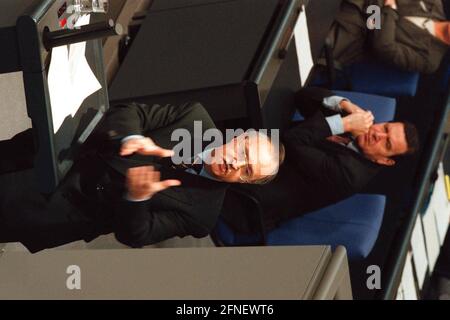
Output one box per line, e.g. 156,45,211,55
0,102,283,252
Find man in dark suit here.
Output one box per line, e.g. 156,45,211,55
221,87,419,234
329,0,449,73
0,102,282,252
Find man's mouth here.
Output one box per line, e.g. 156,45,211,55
219,158,228,175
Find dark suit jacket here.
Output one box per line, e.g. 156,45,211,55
97,101,229,248
372,0,448,73
221,87,382,234
0,102,228,252
337,0,448,73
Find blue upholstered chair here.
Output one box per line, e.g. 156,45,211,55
215,194,386,260
213,91,395,260
311,60,420,98
346,61,420,98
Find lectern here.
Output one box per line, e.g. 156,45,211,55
0,0,119,193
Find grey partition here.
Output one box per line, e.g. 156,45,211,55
109,0,304,129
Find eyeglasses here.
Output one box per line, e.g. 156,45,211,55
234,136,252,183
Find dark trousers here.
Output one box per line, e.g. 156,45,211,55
0,129,35,174
0,129,100,252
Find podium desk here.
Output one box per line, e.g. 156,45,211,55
0,245,352,300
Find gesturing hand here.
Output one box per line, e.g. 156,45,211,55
120,137,174,158
342,111,374,137
339,100,365,115
126,166,181,201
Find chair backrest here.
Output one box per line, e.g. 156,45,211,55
347,61,420,97
267,194,386,260
214,192,387,260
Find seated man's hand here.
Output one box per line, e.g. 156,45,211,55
384,0,397,9
339,100,365,114
120,137,174,158
342,111,374,137
126,166,181,201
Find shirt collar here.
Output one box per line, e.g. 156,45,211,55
347,141,361,154
196,149,222,182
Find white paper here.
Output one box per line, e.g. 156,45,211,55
294,5,314,86
410,216,429,288
400,252,418,300
396,284,404,300
47,14,101,133
422,206,441,272
48,45,72,133
431,163,450,244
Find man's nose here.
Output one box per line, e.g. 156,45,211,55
374,131,388,141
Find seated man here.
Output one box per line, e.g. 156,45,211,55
221,87,419,234
328,0,449,73
0,102,283,253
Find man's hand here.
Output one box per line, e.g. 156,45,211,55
126,166,181,201
120,137,174,158
342,111,374,137
339,100,365,114
384,0,397,9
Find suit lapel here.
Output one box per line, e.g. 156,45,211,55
320,138,380,167
318,139,382,189
156,165,228,206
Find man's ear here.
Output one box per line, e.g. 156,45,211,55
375,157,396,166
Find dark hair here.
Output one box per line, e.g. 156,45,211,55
402,121,420,156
